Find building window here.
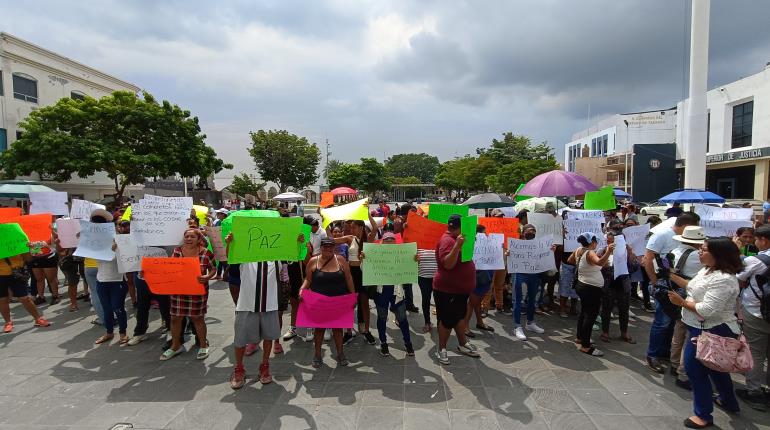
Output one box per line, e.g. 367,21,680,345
12,73,38,103
0,71,3,96
602,134,608,156
706,111,710,153
591,138,596,157
0,129,7,152
15,131,23,140
731,101,753,149
70,91,86,101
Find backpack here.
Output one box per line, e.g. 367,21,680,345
653,251,690,320
750,254,770,322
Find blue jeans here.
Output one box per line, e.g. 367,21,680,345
646,298,676,359
403,283,414,308
84,267,104,322
374,286,411,346
514,273,540,326
97,281,128,334
684,324,740,422
418,277,433,326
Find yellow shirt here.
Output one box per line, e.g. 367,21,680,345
84,258,98,268
0,255,24,276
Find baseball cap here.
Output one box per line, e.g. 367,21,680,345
447,214,462,229
382,232,397,241
303,215,319,226
320,237,336,246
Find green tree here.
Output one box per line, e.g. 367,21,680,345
325,159,344,182
435,156,475,195
248,130,320,192
327,162,362,189
486,158,560,194
356,157,390,196
477,132,560,194
0,91,231,203
384,153,440,183
227,173,264,198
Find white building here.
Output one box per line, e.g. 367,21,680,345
0,32,142,201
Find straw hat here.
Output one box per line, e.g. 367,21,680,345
672,225,706,245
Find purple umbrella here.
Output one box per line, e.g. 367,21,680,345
519,170,599,197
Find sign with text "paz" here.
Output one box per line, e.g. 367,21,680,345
362,242,418,286
506,236,556,274
472,233,505,270
427,203,469,224
229,217,304,263
73,221,116,261
0,223,30,259
142,257,205,295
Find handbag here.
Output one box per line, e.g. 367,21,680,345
694,299,754,373
4,258,31,284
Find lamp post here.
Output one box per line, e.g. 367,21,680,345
623,120,629,193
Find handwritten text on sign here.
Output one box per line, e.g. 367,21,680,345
472,233,505,270
362,242,418,286
700,219,753,238
130,200,190,247
229,217,303,263
622,224,650,256
29,191,69,216
141,257,205,295
114,234,168,273
563,219,606,252
0,223,30,259
527,213,564,245
693,204,752,221
506,236,556,274
69,199,106,220
73,221,116,261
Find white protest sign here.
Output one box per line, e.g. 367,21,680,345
73,221,116,260
613,235,629,279
700,219,753,238
622,223,650,256
130,199,191,246
55,218,81,248
468,208,486,218
527,212,563,245
29,191,69,216
70,199,106,220
563,219,606,252
563,209,604,220
693,204,752,221
472,233,504,270
499,207,518,218
142,195,193,211
114,234,168,273
506,236,556,274
205,226,227,261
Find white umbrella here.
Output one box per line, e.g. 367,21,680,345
273,192,306,202
512,197,566,214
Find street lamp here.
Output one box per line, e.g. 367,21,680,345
623,120,629,193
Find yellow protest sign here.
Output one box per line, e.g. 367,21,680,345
320,198,369,228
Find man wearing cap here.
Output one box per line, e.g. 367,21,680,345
433,214,480,365
213,209,229,227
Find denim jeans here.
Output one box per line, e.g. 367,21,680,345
97,280,128,334
417,277,433,325
373,286,411,346
514,273,540,326
684,324,740,422
84,267,105,322
403,283,414,308
646,300,676,359
133,274,170,337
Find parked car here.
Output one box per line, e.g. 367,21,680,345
639,201,728,217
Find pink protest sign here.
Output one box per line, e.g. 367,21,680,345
296,290,357,329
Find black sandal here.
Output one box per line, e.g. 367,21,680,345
580,347,604,357
684,418,712,429
476,324,495,332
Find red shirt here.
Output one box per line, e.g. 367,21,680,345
432,232,475,294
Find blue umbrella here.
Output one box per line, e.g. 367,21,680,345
613,188,632,199
658,189,725,204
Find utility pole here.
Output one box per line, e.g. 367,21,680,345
683,0,710,189
324,139,331,186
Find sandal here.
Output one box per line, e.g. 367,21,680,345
197,341,211,360
160,347,184,361
476,324,495,332
620,335,637,344
580,347,604,357
69,305,79,312
312,356,323,368
94,334,114,345
119,335,129,345
337,354,349,367
464,331,476,338
600,334,611,343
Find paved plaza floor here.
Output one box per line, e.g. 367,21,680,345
0,280,767,430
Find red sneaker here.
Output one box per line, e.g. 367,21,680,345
273,342,284,355
259,362,273,384
3,321,13,333
229,365,246,390
244,343,258,356
34,318,51,327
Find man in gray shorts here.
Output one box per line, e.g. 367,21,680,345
230,261,282,389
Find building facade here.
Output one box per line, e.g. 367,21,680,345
0,32,142,201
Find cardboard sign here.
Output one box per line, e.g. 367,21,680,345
613,235,629,279
73,221,116,261
130,200,190,246
506,236,556,274
584,186,616,210
427,203,469,224
472,233,505,270
114,234,168,273
55,218,81,249
528,212,564,245
563,219,606,252
69,199,106,220
700,219,753,238
320,198,369,228
142,257,205,295
3,214,53,242
0,223,30,259
622,224,650,256
296,290,357,329
693,204,752,221
193,205,209,226
460,215,477,262
0,207,22,222
402,211,446,250
29,191,69,216
478,217,520,248
220,210,280,241
229,217,304,263
320,192,335,208
362,242,418,286
204,226,227,261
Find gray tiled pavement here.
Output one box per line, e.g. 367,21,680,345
1,280,768,430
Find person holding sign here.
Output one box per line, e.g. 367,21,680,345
27,216,60,306
433,214,480,365
1,253,51,333
464,225,497,339
598,232,638,345
567,232,614,357
90,210,129,346
511,224,553,341
161,229,216,361
300,237,355,368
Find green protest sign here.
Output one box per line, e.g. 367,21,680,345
299,224,312,260
229,217,304,263
220,209,280,242
428,203,469,224
584,186,616,210
514,183,533,202
361,242,418,286
0,223,30,259
461,215,478,262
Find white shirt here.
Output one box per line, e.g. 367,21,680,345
576,249,604,287
671,244,702,279
736,250,770,319
237,262,279,313
310,228,328,256
96,259,122,282
646,228,677,255
418,249,438,278
681,268,740,332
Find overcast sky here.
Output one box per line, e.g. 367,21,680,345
4,0,770,188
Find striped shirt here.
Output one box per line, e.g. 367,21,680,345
418,249,438,278
237,262,279,313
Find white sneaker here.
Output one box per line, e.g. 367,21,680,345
514,326,527,341
628,310,637,320
282,327,297,340
525,322,545,334
457,342,480,357
435,348,450,365
304,329,315,342
127,334,148,346
323,330,331,341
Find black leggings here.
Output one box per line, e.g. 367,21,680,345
575,282,603,348
418,276,433,325
601,279,630,335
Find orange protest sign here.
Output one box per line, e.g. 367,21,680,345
0,207,22,222
479,217,520,248
3,213,53,242
402,211,446,250
141,257,206,295
320,192,335,208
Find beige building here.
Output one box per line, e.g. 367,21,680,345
0,32,142,201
